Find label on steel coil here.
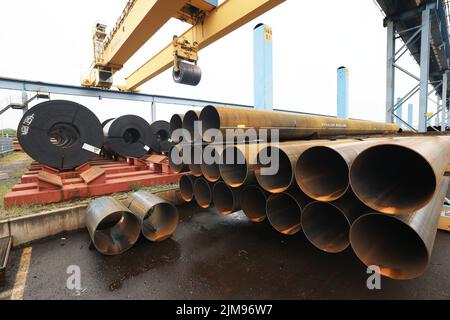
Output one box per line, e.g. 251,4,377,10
144,145,150,152
82,143,101,154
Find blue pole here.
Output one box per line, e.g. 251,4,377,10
337,67,349,119
254,23,273,110
408,103,414,127
395,98,403,128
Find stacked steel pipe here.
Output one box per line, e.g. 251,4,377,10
170,105,450,280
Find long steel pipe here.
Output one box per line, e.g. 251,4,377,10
199,105,400,143
86,197,141,255
170,114,184,143
295,139,385,201
179,175,197,203
266,189,312,235
240,185,270,222
127,191,179,242
219,143,265,188
182,110,201,143
212,181,242,215
188,144,204,177
255,140,356,193
350,177,450,280
301,192,369,253
350,136,450,214
193,177,214,209
201,144,224,182
169,144,189,173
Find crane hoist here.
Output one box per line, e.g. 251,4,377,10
81,0,285,91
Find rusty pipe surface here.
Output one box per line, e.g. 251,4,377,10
266,189,312,235
301,192,369,253
240,185,270,222
200,105,400,143
179,175,196,203
127,191,179,242
213,181,242,215
219,143,267,188
350,177,450,280
86,197,141,255
157,188,186,206
193,177,214,209
350,136,450,214
169,144,189,173
255,140,356,193
296,139,386,201
201,144,224,182
170,114,184,143
182,110,201,143
188,144,204,177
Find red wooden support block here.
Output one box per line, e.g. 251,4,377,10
80,167,106,185
37,171,63,191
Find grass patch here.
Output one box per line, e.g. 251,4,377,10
0,183,179,220
0,152,28,164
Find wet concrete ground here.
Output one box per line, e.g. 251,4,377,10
1,203,449,300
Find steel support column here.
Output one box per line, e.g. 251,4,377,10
418,6,432,132
386,21,396,124
442,72,448,132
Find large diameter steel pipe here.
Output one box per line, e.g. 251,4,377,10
219,143,265,188
266,189,312,235
18,100,104,170
103,115,154,158
350,178,450,280
301,192,369,253
149,120,171,153
296,139,385,201
170,114,184,143
179,175,197,202
169,144,189,173
350,136,450,214
201,144,224,182
127,191,179,242
193,177,214,209
240,185,269,222
255,140,354,193
213,181,242,215
182,110,201,143
188,144,204,177
86,197,141,255
200,105,400,143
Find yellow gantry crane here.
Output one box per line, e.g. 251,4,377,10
81,0,285,91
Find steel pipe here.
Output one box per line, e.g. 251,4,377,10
182,110,201,143
301,192,369,253
149,120,171,153
127,191,179,242
179,175,197,202
188,144,203,177
200,105,400,143
18,100,103,169
295,139,384,201
350,178,450,280
169,114,184,143
201,144,224,182
212,181,242,215
240,185,269,222
193,177,214,209
350,136,450,214
103,115,154,158
169,144,189,173
86,197,141,255
219,143,265,188
255,140,354,193
266,189,312,235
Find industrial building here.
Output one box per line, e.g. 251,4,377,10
0,0,450,303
